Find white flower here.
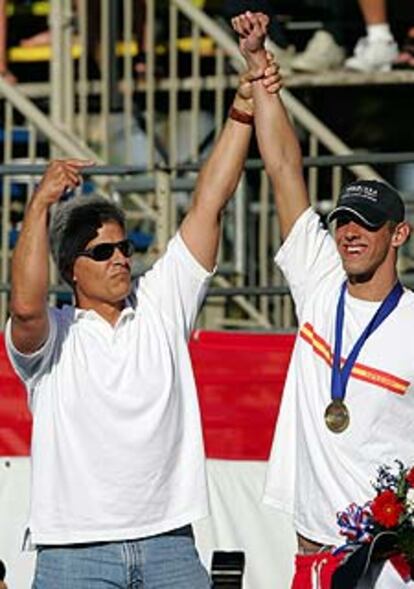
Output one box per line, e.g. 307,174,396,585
406,488,414,513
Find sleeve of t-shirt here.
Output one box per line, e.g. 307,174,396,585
4,307,59,389
275,207,343,318
134,232,213,339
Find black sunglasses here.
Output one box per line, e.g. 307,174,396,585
78,239,135,262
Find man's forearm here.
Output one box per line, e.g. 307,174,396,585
239,41,303,184
253,86,303,178
194,106,252,211
179,95,253,271
10,196,50,320
9,159,92,353
231,11,309,240
252,81,309,240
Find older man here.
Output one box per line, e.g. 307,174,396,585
5,61,281,587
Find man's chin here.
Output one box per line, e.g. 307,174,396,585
111,283,132,303
112,273,131,288
345,268,375,284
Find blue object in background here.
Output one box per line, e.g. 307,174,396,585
128,229,153,252
9,227,20,249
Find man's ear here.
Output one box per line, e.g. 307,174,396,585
392,221,411,248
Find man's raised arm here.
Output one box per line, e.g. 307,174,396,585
232,11,309,241
9,159,93,354
180,62,282,271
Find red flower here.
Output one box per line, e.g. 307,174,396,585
406,468,414,488
371,490,404,528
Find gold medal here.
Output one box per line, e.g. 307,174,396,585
324,400,350,433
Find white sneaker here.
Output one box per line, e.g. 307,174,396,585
345,36,398,72
291,30,345,73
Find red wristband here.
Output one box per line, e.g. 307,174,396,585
228,106,254,126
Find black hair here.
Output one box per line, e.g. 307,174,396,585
49,196,126,286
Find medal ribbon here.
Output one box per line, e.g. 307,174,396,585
331,281,403,402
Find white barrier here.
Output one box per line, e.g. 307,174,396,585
0,458,296,589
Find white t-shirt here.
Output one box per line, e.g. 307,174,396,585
6,233,212,546
263,208,414,546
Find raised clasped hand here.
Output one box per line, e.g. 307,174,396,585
237,51,283,103
232,11,269,77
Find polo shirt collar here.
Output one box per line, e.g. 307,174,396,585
74,301,135,325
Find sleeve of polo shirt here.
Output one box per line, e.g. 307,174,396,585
4,307,59,389
275,207,343,317
136,232,213,338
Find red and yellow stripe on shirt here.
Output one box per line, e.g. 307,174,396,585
299,322,410,395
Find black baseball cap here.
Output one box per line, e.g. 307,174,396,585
327,180,405,228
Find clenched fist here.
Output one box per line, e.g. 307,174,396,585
34,159,95,207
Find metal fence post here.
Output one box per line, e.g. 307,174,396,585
154,169,171,253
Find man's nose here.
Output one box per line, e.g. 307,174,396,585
343,221,361,238
112,246,128,263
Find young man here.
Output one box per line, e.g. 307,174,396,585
232,11,414,589
5,67,281,587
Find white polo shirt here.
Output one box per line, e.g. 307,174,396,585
6,233,212,545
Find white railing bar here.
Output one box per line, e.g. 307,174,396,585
168,2,179,169
308,134,318,205
190,22,201,161
1,102,13,325
50,0,64,156
63,0,75,133
0,76,102,161
145,0,155,168
78,0,88,142
214,47,225,139
101,0,110,162
123,0,134,165
234,175,246,276
28,121,37,194
259,170,269,319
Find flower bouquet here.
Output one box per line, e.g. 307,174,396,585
331,461,414,588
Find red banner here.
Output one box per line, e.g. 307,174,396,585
191,330,295,460
0,331,295,460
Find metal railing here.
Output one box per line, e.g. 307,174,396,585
1,1,413,329
3,1,387,171
1,153,414,331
